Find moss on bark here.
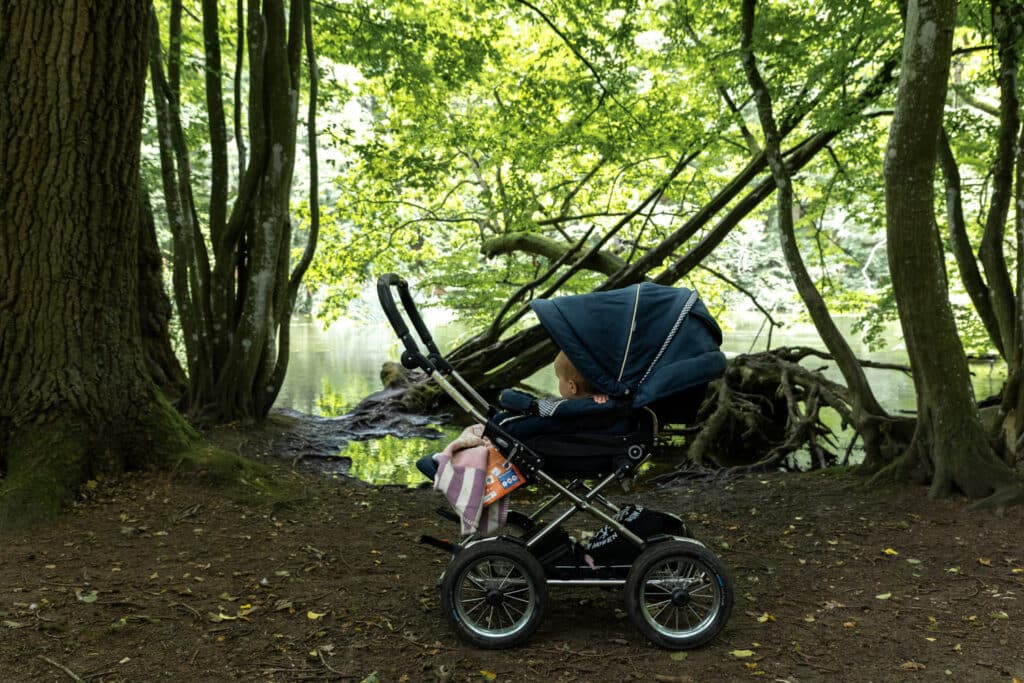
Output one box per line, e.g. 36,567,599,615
0,393,279,531
0,421,92,529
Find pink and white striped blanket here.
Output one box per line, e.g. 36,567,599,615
433,426,509,536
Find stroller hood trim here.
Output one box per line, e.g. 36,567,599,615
530,282,725,407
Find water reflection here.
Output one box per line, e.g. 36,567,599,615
274,313,1006,485
343,429,463,487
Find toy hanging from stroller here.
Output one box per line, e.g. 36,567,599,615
378,275,734,650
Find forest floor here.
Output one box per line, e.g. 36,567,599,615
1,419,1024,683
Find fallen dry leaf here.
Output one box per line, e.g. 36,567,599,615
207,612,237,623
900,660,925,671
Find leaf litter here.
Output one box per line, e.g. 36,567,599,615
0,425,1022,681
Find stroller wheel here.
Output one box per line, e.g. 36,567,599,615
625,539,733,650
439,538,547,649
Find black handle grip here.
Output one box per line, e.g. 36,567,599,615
376,274,452,373
376,274,413,341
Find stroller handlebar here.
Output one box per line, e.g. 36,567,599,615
377,273,493,422
376,274,452,373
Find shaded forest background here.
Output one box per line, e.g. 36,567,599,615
2,0,1024,528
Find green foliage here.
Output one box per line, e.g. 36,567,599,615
849,285,898,351
150,0,1018,365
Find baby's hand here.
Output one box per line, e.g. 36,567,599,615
593,394,609,404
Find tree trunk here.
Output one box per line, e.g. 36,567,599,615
0,1,199,527
138,185,189,405
883,0,1015,499
151,0,317,424
740,0,896,471
483,232,626,275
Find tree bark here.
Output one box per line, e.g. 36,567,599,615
151,0,317,424
883,0,1015,499
483,232,626,275
936,131,1004,358
975,0,1021,359
0,0,198,528
740,0,895,470
138,185,188,404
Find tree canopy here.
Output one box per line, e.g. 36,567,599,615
306,0,910,331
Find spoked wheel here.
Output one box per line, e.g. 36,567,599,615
625,539,733,649
439,539,547,649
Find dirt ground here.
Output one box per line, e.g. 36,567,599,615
2,422,1024,683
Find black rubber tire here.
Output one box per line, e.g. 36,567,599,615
624,538,733,649
439,538,548,649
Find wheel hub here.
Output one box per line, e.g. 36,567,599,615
485,588,504,606
670,588,690,607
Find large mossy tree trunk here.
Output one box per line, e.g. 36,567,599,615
882,0,1018,499
0,1,201,528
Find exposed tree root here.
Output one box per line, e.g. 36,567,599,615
0,394,276,530
653,349,915,489
967,485,1024,512
868,414,1024,507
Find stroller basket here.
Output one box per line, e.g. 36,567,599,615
377,274,733,650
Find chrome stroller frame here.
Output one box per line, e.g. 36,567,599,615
378,274,733,650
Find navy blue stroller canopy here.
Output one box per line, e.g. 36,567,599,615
531,282,725,408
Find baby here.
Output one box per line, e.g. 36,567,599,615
553,351,608,404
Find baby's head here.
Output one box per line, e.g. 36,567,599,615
554,351,596,399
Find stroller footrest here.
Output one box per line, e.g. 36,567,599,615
419,534,457,554
434,507,460,524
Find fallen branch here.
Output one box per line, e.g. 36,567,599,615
36,655,83,682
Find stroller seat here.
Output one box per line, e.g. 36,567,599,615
517,427,651,477
488,390,658,477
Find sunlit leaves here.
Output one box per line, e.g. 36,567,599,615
132,0,1011,364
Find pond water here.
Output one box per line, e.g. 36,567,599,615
273,311,1006,484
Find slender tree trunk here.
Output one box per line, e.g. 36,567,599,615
883,0,1015,498
989,0,1024,461
976,0,1020,360
937,132,1004,358
740,0,895,470
138,185,188,404
151,0,316,424
0,1,197,528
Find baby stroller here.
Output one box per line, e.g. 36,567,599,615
378,274,734,650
